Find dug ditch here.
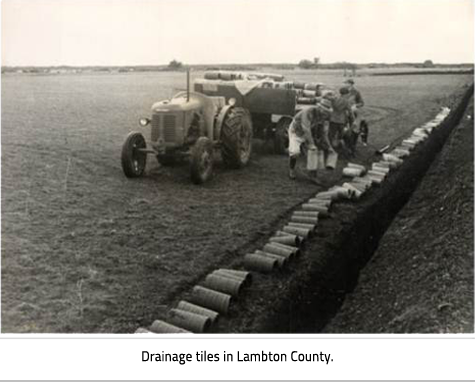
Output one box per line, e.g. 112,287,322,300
210,83,474,333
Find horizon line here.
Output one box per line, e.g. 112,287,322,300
2,62,474,68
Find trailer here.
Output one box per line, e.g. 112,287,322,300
194,73,325,154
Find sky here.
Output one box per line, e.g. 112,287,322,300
1,0,474,66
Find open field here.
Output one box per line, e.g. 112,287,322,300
1,70,473,333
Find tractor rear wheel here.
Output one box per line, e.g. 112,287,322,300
190,137,214,184
274,116,292,155
221,107,253,168
121,131,147,178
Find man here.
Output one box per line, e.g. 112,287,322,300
288,99,333,183
329,86,354,149
343,78,368,153
344,78,364,111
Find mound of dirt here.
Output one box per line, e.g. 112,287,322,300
324,98,474,333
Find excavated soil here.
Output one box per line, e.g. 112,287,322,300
324,97,474,334
216,84,474,334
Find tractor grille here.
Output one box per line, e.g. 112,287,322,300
163,115,176,142
151,115,160,142
151,114,177,143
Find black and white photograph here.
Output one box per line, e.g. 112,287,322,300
1,0,474,334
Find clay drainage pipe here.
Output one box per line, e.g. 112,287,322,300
293,210,319,218
176,301,220,324
301,203,328,213
269,235,300,247
347,162,366,172
268,242,300,258
342,183,363,199
315,191,338,200
211,271,251,287
352,177,373,188
369,170,388,180
308,199,331,208
149,320,192,334
371,165,390,174
393,147,410,157
134,328,156,336
274,231,305,246
349,181,368,193
263,243,297,260
214,269,252,285
402,140,417,149
303,203,328,216
203,273,244,297
244,253,278,273
373,161,394,170
366,174,383,184
382,153,403,165
254,250,289,269
287,222,316,234
168,308,212,333
329,186,354,199
398,144,412,151
290,215,319,225
283,226,312,238
342,167,364,177
191,286,232,314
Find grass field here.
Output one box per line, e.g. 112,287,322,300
1,69,472,332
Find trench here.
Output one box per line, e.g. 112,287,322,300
219,84,474,333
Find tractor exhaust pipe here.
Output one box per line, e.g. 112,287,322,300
187,68,190,102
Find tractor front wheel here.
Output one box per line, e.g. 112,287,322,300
190,137,214,184
274,116,292,155
121,131,147,178
221,107,253,168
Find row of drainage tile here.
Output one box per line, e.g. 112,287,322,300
134,107,451,334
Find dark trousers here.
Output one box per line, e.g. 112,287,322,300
329,122,346,148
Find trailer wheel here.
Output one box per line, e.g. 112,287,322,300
221,107,253,168
274,116,292,155
121,131,147,178
190,137,214,184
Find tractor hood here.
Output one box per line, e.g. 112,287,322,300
152,97,201,113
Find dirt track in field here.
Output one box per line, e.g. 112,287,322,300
1,71,473,333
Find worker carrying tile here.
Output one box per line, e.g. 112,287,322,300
288,99,333,184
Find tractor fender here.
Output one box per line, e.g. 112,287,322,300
214,105,234,141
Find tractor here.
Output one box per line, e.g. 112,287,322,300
194,71,327,154
121,71,253,184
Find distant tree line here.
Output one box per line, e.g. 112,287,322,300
298,58,361,70
2,60,472,75
168,59,183,70
298,58,320,69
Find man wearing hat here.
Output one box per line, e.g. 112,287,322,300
329,86,354,149
288,98,333,183
344,78,368,152
344,78,364,111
